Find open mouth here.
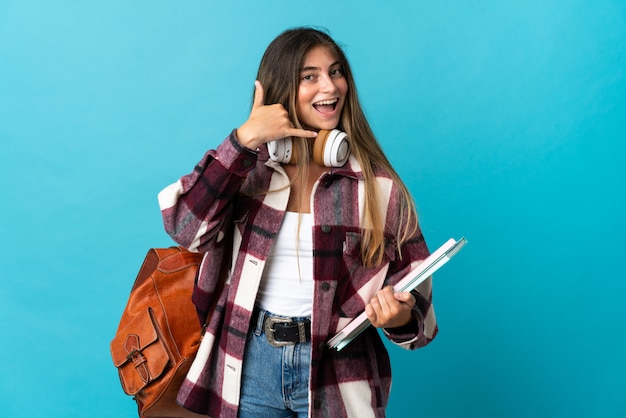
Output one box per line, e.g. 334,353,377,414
313,98,339,113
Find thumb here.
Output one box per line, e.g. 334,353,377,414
394,291,416,306
252,80,265,109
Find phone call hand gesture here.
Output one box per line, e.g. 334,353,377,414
236,81,318,150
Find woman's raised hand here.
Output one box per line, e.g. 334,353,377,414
236,81,318,150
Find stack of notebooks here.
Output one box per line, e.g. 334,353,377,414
327,237,467,351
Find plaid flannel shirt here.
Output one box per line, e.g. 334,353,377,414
158,131,437,418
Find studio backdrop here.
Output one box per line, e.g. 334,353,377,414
1,1,624,417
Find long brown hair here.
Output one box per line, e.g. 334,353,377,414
255,27,418,267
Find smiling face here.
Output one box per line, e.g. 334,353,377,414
296,46,349,131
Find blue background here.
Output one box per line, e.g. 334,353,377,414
1,1,625,417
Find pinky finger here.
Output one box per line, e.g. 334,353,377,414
289,128,318,138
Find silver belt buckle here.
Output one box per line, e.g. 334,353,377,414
264,315,295,347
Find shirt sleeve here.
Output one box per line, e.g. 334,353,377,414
378,189,438,350
157,130,258,252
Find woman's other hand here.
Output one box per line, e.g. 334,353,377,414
365,286,416,329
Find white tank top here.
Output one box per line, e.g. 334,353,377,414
256,211,314,317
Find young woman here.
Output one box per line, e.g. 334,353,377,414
158,27,437,418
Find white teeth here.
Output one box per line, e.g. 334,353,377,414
314,99,338,106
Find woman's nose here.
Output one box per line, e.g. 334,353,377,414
319,74,337,93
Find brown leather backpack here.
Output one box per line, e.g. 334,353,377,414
111,247,208,417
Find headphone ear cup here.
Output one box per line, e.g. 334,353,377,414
312,130,330,166
313,129,350,167
268,138,294,163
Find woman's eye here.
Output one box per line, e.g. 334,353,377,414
302,74,315,81
331,68,344,77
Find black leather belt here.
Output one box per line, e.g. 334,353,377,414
254,309,312,347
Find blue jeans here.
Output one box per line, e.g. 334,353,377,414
238,309,311,418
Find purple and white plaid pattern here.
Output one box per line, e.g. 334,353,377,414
158,131,437,417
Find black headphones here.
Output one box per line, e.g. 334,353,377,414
267,129,350,167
